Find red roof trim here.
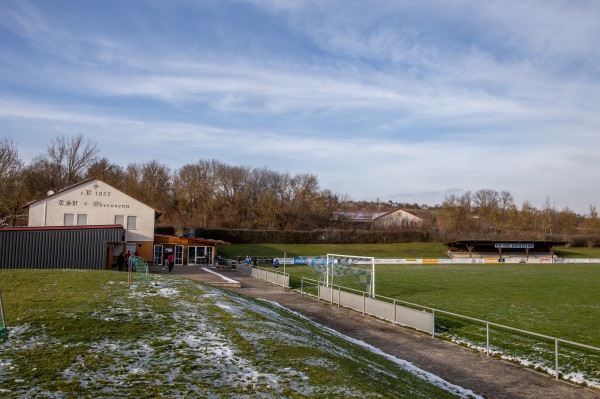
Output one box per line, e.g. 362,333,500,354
154,233,230,246
0,225,125,232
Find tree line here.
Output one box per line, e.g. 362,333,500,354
1,134,599,244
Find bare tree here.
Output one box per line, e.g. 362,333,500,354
123,160,171,212
0,138,27,226
440,191,472,235
45,134,100,189
0,137,23,182
86,158,126,190
173,159,219,227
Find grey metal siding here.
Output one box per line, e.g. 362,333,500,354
0,228,123,270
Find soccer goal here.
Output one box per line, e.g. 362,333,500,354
128,256,150,287
300,254,376,295
326,254,376,296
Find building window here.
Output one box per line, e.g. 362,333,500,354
64,213,74,226
77,214,88,226
115,215,124,226
127,216,137,230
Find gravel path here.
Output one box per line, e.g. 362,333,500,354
169,267,599,399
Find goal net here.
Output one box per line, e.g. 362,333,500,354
301,254,375,295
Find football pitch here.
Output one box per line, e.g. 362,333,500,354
225,243,599,346
284,261,600,386
288,262,599,345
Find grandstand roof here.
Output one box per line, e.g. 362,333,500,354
444,240,569,258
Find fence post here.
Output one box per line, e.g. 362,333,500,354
555,339,559,380
362,292,366,315
432,309,436,338
393,299,397,325
486,322,490,356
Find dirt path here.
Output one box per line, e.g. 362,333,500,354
170,267,599,399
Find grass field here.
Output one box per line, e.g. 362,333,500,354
0,270,479,398
221,243,600,387
220,242,600,261
221,244,600,345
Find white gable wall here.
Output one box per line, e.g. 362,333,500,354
374,209,422,228
28,179,155,242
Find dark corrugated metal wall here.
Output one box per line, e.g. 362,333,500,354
0,228,122,270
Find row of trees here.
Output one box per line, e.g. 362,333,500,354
0,135,344,230
436,190,599,241
1,134,599,243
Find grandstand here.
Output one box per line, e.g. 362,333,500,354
444,240,569,261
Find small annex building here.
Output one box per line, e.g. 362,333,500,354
153,234,230,267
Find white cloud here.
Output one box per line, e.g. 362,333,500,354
1,0,600,213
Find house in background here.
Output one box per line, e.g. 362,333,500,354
333,208,422,229
373,209,422,229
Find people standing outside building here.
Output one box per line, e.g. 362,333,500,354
167,252,174,272
125,251,132,271
117,252,125,271
245,255,252,266
273,257,280,271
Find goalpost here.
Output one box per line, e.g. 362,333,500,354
326,254,376,296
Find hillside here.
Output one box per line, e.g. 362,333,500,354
0,270,477,398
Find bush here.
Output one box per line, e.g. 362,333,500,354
191,228,433,244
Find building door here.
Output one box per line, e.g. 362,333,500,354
175,245,184,265
153,245,164,265
187,246,205,265
206,246,214,265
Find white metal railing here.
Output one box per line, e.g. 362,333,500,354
236,262,289,288
300,277,600,382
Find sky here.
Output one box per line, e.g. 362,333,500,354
1,0,599,214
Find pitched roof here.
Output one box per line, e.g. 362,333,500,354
22,177,162,217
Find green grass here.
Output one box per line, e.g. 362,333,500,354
0,270,469,398
554,246,600,258
221,242,600,260
221,242,449,259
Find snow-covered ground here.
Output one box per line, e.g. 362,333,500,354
0,276,485,398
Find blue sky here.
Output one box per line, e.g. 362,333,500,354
1,0,599,213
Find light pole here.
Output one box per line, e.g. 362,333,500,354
473,215,481,239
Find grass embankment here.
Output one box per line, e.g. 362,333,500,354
0,270,471,398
